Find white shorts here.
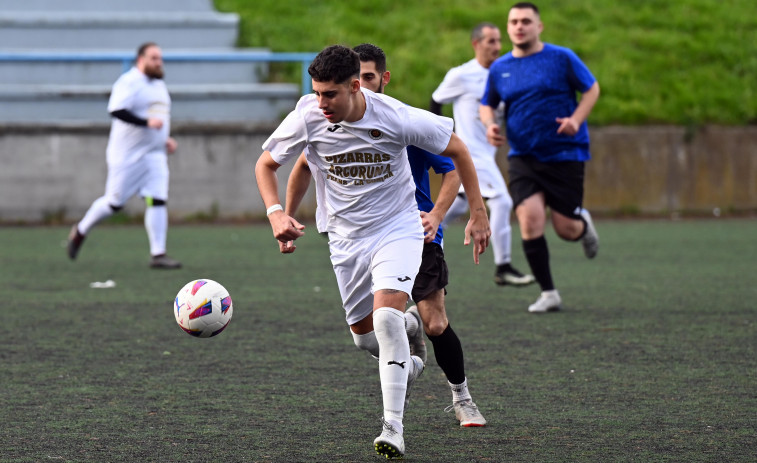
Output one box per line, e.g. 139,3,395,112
329,209,424,326
104,151,169,207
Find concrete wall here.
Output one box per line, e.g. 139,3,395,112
1,124,755,223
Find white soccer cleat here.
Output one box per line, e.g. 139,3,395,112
405,306,427,364
528,290,562,313
404,355,424,411
445,399,487,427
579,208,599,259
374,417,405,459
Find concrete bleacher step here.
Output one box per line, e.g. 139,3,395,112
0,12,240,50
0,49,273,85
0,0,215,12
0,0,306,125
0,83,299,124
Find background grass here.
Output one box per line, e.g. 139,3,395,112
1,220,755,462
213,0,757,125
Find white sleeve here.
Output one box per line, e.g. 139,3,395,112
107,74,135,112
261,109,308,166
403,106,454,155
431,68,464,104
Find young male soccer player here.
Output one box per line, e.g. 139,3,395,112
283,43,488,428
480,2,600,313
67,42,181,269
432,22,535,288
255,45,490,459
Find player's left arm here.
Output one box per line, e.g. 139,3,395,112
422,168,460,243
556,81,600,136
439,133,490,263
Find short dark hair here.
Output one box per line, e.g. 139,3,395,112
471,22,498,41
136,42,159,58
511,2,540,16
308,45,360,84
353,43,387,74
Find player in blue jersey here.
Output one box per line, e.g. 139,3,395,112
480,2,600,313
282,43,487,428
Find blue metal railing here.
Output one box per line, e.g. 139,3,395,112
0,51,318,94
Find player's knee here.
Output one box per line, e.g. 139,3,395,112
424,316,448,337
145,197,167,207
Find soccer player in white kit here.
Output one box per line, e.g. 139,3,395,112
67,42,181,269
255,45,490,460
432,23,535,287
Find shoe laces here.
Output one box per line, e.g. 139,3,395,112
380,418,399,438
445,399,479,418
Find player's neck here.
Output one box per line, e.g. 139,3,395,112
344,90,367,123
512,40,543,58
475,56,494,69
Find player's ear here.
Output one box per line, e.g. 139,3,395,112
350,78,361,94
382,71,391,87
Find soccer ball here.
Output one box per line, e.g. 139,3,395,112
174,279,233,338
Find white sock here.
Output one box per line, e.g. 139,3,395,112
373,307,411,431
404,311,419,337
145,206,168,256
77,196,114,235
351,330,380,358
450,378,472,403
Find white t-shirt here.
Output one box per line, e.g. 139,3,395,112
106,67,171,166
432,58,506,197
263,88,454,239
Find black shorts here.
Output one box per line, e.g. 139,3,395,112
508,155,585,219
411,242,448,303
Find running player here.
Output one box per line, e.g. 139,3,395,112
67,42,181,269
255,45,490,459
480,2,600,313
432,22,534,287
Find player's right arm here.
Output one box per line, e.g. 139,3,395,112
479,105,505,147
255,151,305,249
423,168,460,243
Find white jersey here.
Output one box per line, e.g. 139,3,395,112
263,88,454,239
106,67,171,166
432,58,506,197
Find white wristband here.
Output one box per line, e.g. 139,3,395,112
266,204,284,216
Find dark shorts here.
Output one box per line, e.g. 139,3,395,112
411,242,448,303
508,155,585,219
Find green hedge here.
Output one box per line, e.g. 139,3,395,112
215,0,757,125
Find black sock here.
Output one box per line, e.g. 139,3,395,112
496,262,513,274
427,323,465,385
522,235,554,291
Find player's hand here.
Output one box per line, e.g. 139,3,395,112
485,124,506,147
147,118,164,129
463,208,491,265
269,211,305,243
166,137,177,154
278,240,297,254
420,210,441,243
556,117,580,136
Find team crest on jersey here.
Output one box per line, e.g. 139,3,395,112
368,129,383,140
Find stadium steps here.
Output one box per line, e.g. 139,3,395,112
0,0,301,125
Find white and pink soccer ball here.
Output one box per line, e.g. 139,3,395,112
174,279,233,338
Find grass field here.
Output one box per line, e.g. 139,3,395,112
1,220,755,462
